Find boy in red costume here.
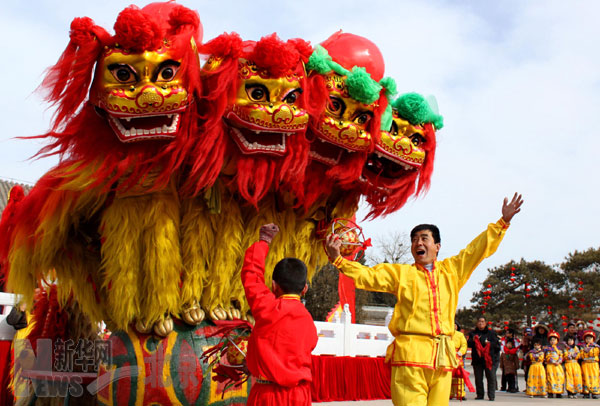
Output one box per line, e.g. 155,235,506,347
241,223,317,406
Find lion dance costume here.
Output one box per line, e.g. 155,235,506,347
0,3,444,405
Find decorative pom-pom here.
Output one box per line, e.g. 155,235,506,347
114,6,162,52
393,93,444,130
345,67,382,105
251,33,299,77
306,45,334,74
201,32,243,58
379,76,397,99
69,17,97,46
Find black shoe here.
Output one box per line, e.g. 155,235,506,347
475,397,484,400
488,399,494,401
593,395,598,399
556,394,562,398
548,393,553,398
462,397,467,401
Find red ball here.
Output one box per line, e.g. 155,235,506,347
320,31,385,80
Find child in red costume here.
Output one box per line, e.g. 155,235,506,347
241,223,318,406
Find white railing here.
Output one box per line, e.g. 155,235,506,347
312,304,394,357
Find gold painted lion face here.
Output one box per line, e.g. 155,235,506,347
90,45,189,143
224,59,308,156
309,73,376,166
362,109,427,185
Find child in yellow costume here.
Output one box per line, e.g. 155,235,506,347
544,331,564,398
563,336,583,398
450,323,468,400
581,330,600,399
325,194,523,406
525,338,547,397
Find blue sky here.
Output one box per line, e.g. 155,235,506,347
1,1,599,311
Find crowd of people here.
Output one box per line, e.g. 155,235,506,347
452,317,600,400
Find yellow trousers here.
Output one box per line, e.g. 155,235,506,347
392,366,452,406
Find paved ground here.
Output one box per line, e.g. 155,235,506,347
314,366,595,405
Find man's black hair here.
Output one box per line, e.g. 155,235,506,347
272,257,307,294
567,322,575,328
410,224,441,244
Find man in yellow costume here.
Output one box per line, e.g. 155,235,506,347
325,193,523,405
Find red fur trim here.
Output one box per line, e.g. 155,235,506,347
28,285,68,355
0,186,25,279
235,155,276,207
113,6,163,52
40,17,110,131
417,123,437,195
364,172,418,219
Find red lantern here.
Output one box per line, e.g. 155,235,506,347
482,311,485,314
562,316,567,320
487,284,492,288
547,306,552,310
548,311,553,315
569,305,574,309
562,322,567,326
568,300,573,304
580,304,586,308
511,267,516,271
510,278,515,282
549,323,553,328
543,288,548,292
504,326,509,330
532,316,537,320
488,321,492,325
590,320,594,324
578,281,583,285
543,294,548,297
510,273,515,277
504,321,509,325
563,328,568,333
597,317,600,321
578,287,584,291
581,298,585,302
525,294,530,298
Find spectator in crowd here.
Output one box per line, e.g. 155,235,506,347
525,338,547,398
468,316,500,401
563,336,583,398
533,323,549,347
576,321,586,344
545,331,565,398
563,322,577,343
500,339,519,393
500,328,520,391
520,327,533,388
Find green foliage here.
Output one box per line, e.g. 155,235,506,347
466,248,600,332
304,263,339,322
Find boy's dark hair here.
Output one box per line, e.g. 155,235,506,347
505,339,515,346
532,337,542,346
410,224,441,244
272,257,307,294
506,328,515,335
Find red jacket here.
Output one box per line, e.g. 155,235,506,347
241,240,318,387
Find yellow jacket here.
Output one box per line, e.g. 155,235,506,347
333,218,509,370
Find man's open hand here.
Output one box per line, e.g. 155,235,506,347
502,193,523,224
325,233,342,261
259,224,279,244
